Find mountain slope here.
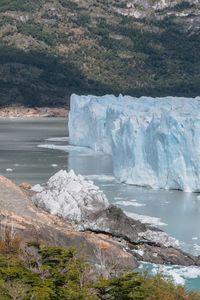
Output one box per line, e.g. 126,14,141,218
0,0,200,106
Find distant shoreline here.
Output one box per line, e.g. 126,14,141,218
0,106,68,118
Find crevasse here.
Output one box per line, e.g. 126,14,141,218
69,94,200,192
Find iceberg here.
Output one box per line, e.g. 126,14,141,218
69,94,200,192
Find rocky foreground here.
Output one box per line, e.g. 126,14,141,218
0,175,136,275
32,170,200,267
0,171,200,276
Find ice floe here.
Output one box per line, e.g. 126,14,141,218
125,211,167,226
115,200,146,207
45,137,69,142
139,262,200,286
38,144,103,155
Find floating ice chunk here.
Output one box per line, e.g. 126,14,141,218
192,237,198,240
6,168,13,172
69,94,200,192
194,244,200,252
38,144,102,155
125,211,167,226
51,164,58,167
45,137,69,142
84,174,115,181
114,197,124,200
115,200,145,207
140,262,200,286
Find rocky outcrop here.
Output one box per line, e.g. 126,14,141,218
131,243,198,266
32,170,200,267
117,0,200,27
0,175,137,274
32,170,109,223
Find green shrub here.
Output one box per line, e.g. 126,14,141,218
95,272,200,300
0,240,199,299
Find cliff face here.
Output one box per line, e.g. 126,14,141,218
0,0,200,106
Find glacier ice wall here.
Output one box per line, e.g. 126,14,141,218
69,94,200,192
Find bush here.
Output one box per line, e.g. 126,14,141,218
95,272,200,300
0,242,97,299
0,238,199,299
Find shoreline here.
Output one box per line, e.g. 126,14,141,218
0,106,68,118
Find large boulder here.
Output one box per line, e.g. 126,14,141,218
32,169,109,223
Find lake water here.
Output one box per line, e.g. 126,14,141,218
1,117,200,291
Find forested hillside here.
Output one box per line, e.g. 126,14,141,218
0,0,200,106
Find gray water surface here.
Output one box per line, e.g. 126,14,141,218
0,118,68,184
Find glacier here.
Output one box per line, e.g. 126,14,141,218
69,94,200,192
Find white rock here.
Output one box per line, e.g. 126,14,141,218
32,184,44,193
32,170,109,223
139,229,180,248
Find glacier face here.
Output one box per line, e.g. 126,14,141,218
69,94,200,192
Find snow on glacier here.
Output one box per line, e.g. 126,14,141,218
69,94,200,192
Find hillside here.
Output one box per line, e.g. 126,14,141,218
0,0,200,107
